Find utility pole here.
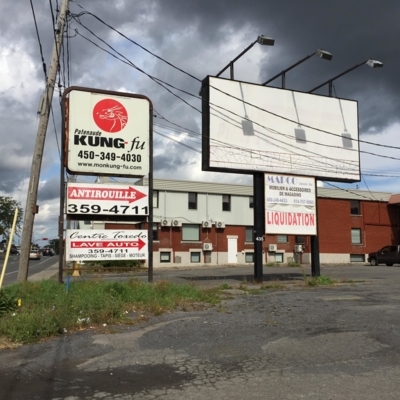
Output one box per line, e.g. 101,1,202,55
18,0,69,282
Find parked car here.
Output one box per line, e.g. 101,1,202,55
368,245,400,266
29,250,41,260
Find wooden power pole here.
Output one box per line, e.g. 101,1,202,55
18,0,70,281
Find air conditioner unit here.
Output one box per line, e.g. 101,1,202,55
268,244,277,252
172,219,182,227
202,220,212,228
216,221,225,229
161,219,170,227
203,243,213,251
295,244,304,253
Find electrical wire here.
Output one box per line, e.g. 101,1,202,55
72,27,201,114
71,4,202,82
67,6,400,184
30,0,47,81
70,15,399,166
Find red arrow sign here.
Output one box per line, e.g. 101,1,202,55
70,238,146,251
67,186,146,204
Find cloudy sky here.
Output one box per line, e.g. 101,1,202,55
1,0,399,242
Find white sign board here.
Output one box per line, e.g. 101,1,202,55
67,90,150,177
65,229,148,261
66,183,149,216
265,173,317,235
203,77,360,182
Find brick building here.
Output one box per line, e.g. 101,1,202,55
86,178,398,267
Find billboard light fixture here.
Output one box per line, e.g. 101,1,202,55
316,49,333,61
309,58,383,95
366,59,383,68
262,48,333,88
257,35,275,46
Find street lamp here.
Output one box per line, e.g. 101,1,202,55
215,35,275,80
308,59,383,96
262,49,333,88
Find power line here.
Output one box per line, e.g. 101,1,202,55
30,0,47,81
70,14,399,162
71,4,202,82
72,27,201,114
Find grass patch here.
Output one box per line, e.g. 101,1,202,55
0,280,220,345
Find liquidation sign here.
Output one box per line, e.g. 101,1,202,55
65,229,148,261
66,182,149,216
265,173,317,235
66,89,151,177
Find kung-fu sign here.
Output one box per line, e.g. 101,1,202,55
65,88,152,177
65,229,148,261
66,182,149,216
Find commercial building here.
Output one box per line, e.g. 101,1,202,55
81,178,399,267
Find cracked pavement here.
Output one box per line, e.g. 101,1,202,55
1,265,400,399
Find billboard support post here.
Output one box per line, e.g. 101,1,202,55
254,173,265,282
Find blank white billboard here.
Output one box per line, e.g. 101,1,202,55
202,77,360,182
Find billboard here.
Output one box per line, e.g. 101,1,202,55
202,76,360,182
65,229,148,261
66,88,151,177
265,173,317,235
66,182,148,216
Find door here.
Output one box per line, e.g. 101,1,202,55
228,237,237,263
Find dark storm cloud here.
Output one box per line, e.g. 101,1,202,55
1,0,399,200
64,0,400,133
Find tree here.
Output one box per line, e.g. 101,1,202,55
49,238,60,254
0,197,23,238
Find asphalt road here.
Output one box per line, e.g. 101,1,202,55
0,254,57,286
1,264,400,399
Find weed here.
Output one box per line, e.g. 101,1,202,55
307,275,335,286
0,290,17,316
287,261,301,268
220,283,231,290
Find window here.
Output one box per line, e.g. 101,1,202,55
350,254,365,262
222,195,231,211
153,190,159,208
160,252,171,263
275,253,284,263
295,236,305,244
188,192,197,210
190,252,201,263
351,228,362,244
249,197,254,208
350,200,360,215
277,235,288,243
152,223,159,241
245,227,254,242
245,252,254,263
182,224,200,241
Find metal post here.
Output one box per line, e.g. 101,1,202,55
253,172,265,282
18,0,69,282
310,178,321,276
148,107,154,283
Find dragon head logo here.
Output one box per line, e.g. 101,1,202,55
93,98,128,133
